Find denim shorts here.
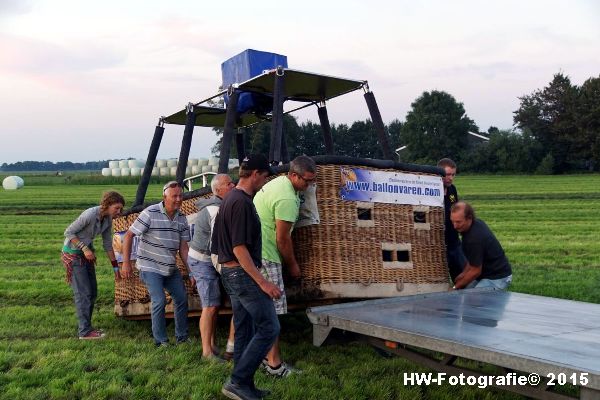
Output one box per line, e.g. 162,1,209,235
189,255,221,307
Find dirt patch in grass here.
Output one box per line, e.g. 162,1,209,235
13,210,63,215
12,261,51,267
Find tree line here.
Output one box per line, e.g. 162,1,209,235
0,160,109,172
214,72,600,174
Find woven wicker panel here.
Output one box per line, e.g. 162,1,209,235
113,193,212,306
292,164,448,287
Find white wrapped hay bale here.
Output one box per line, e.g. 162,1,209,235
169,166,178,176
229,159,240,168
118,160,128,168
208,157,219,166
166,159,177,168
156,159,167,168
191,165,201,175
186,167,192,175
159,167,170,176
101,168,111,176
198,158,209,166
120,168,130,176
130,167,141,176
211,165,219,172
201,165,212,173
3,176,24,190
188,158,198,166
111,168,122,177
151,167,159,176
108,160,119,169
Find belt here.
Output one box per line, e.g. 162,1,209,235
222,261,241,268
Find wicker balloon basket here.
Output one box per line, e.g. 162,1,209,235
113,160,449,318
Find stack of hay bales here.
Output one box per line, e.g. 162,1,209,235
102,157,239,177
104,159,145,177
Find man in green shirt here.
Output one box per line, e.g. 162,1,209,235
253,155,317,377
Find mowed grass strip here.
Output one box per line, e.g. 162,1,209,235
1,175,599,399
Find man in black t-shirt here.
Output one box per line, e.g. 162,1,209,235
438,158,466,283
450,201,512,290
211,154,282,400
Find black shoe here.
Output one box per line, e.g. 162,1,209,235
222,380,260,400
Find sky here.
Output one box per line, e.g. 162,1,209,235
0,0,599,163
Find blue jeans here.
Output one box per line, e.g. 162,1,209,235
70,257,97,337
467,274,513,290
140,270,189,344
220,266,280,387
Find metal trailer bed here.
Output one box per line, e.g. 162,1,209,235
306,289,600,400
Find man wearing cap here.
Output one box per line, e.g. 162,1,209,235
253,155,316,377
121,181,194,347
212,154,282,400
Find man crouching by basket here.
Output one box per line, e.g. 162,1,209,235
253,155,317,377
212,154,282,400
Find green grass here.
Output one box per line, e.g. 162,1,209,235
1,175,599,399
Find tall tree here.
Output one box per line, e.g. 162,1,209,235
577,75,600,170
400,90,477,164
514,73,580,173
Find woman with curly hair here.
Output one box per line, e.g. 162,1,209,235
62,191,125,339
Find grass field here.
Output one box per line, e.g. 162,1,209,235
1,174,599,399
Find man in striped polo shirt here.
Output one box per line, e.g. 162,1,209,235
121,181,193,347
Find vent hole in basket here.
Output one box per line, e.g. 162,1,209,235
413,211,426,223
397,250,410,262
357,207,372,221
382,249,394,262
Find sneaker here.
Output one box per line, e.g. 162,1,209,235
221,380,260,400
156,342,170,348
176,337,193,345
263,361,300,378
223,351,234,361
79,330,105,340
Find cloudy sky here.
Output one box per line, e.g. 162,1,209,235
0,0,598,163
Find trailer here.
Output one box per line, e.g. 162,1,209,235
307,288,600,400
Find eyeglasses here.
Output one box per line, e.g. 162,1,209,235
295,173,316,184
163,181,181,193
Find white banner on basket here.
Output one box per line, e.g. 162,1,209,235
340,167,443,207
